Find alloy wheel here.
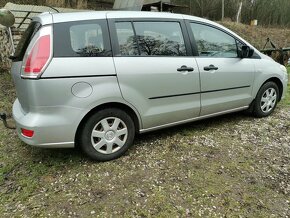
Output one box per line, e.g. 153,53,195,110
260,88,277,113
91,117,128,154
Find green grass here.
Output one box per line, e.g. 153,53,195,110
0,71,15,114
0,69,289,217
283,65,290,105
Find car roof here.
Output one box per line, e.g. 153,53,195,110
33,11,256,50
35,11,212,25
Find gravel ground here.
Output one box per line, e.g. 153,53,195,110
0,71,289,217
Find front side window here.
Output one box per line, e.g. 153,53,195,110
190,23,238,58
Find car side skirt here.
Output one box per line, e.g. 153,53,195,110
139,106,249,133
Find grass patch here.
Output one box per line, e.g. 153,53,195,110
221,21,290,49
0,67,289,217
0,70,15,115
282,65,290,105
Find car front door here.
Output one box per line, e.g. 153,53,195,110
109,19,201,130
188,22,255,116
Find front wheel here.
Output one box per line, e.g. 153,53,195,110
79,108,135,161
252,81,279,118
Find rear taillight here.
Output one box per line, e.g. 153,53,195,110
24,35,50,74
21,26,52,79
21,128,34,138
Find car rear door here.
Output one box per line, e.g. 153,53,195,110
108,16,201,130
187,21,255,116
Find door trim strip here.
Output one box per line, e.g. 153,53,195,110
149,85,251,100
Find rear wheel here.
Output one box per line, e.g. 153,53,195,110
80,108,135,161
253,81,279,117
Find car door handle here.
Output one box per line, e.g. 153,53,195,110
177,65,194,72
204,65,218,71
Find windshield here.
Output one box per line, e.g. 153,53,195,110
13,21,41,61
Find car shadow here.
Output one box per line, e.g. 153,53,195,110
25,111,251,163
135,111,250,144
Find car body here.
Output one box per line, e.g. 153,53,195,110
11,11,288,161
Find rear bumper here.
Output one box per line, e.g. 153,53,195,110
12,99,81,148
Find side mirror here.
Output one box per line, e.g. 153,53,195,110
241,45,254,58
0,9,15,27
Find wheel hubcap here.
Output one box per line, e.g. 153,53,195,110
91,117,128,154
260,88,277,113
105,130,115,141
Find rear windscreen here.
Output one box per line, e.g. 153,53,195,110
13,21,41,62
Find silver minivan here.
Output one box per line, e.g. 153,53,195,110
11,11,288,161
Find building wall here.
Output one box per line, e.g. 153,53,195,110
45,0,88,9
1,0,113,9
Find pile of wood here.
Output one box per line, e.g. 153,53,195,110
0,28,12,69
0,26,23,70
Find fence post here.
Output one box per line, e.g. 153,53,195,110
222,0,224,21
236,2,242,23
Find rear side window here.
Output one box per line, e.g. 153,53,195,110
134,22,186,56
54,20,111,57
190,23,238,58
115,22,139,56
13,22,41,61
115,21,186,57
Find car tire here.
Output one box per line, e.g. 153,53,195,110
80,108,135,161
252,81,279,118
